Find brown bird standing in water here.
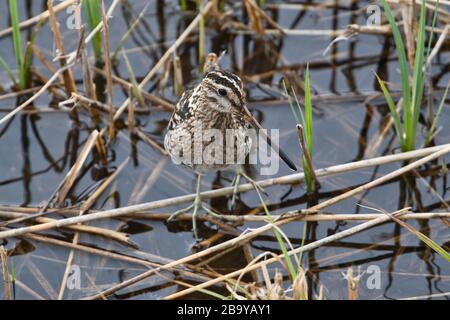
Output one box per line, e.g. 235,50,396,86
164,53,296,239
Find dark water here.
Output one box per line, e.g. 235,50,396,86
0,0,449,299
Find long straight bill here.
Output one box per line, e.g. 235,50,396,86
242,106,298,171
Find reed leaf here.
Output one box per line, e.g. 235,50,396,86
8,0,25,89
83,0,102,63
375,73,404,146
424,82,449,147
389,214,450,262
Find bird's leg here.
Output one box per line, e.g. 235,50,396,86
230,165,265,206
168,174,222,240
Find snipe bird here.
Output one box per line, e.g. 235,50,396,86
164,54,297,239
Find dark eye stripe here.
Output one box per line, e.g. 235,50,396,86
205,72,244,106
220,71,242,89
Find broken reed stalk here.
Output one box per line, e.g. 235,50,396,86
127,87,135,133
0,143,449,241
344,266,362,300
0,246,11,300
0,130,99,228
106,208,410,300
101,0,115,139
86,144,450,299
57,130,100,204
5,231,220,291
79,27,100,121
0,0,121,127
58,157,130,300
47,0,77,95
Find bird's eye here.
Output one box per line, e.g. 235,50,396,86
218,88,227,96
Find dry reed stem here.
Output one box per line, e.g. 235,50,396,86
426,24,450,69
0,62,75,125
235,24,446,36
121,211,450,222
0,0,78,38
56,130,100,204
92,67,174,112
79,27,98,105
70,92,114,113
87,144,450,299
58,157,130,299
47,0,77,95
0,86,49,101
101,0,115,139
244,0,265,35
292,267,308,300
344,266,362,300
160,209,410,300
31,45,60,78
134,128,168,156
401,2,416,70
246,0,286,35
112,0,215,120
0,210,129,244
127,87,135,134
0,143,448,240
0,246,11,300
0,0,121,126
0,130,99,227
31,68,67,99
27,232,222,285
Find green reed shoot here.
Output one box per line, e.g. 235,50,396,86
424,81,449,147
389,213,450,262
83,0,103,64
180,0,187,12
8,0,28,89
376,0,429,152
255,186,298,280
283,64,315,193
121,50,144,107
112,3,150,62
2,0,41,89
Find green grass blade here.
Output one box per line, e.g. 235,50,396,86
380,0,411,113
424,81,449,147
8,0,24,89
282,79,300,124
426,0,440,60
112,3,150,62
121,50,144,107
410,0,427,149
390,214,450,262
375,73,404,147
255,188,297,280
83,0,102,63
292,89,306,128
179,0,187,12
303,64,313,155
0,56,17,85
